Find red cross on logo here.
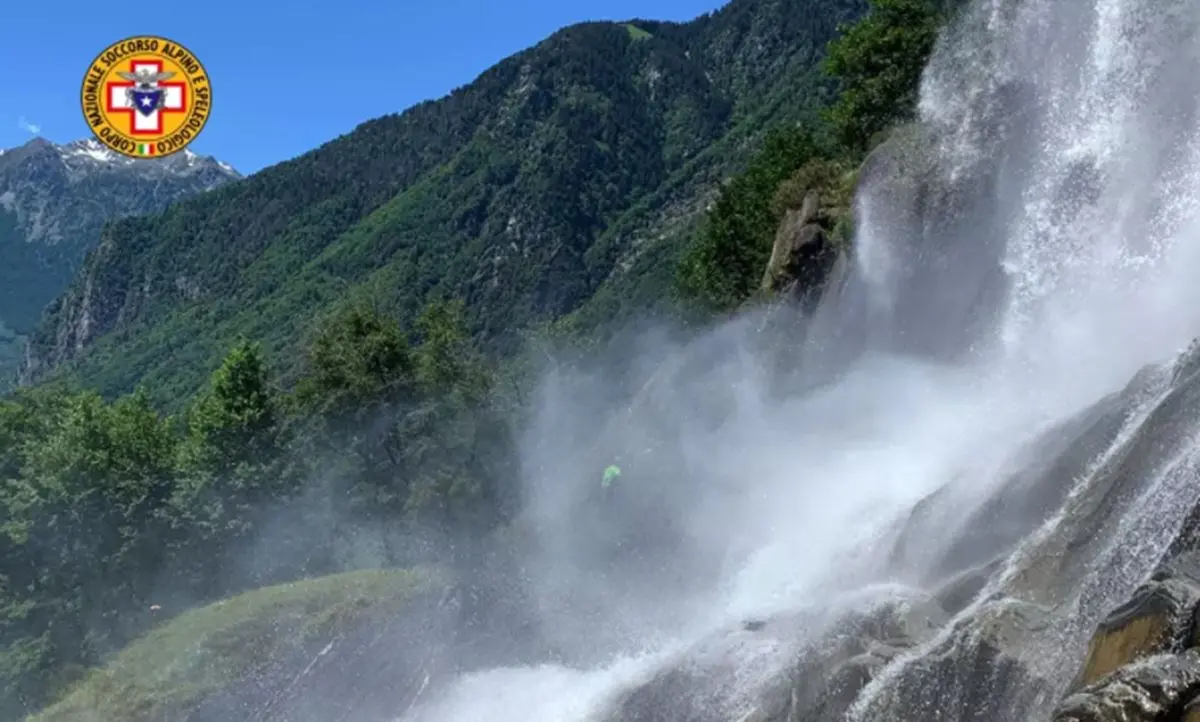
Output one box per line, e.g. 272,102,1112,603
104,59,187,135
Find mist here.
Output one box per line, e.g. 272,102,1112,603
396,0,1200,719
12,0,1200,719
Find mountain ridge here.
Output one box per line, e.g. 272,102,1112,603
21,0,866,403
0,136,238,388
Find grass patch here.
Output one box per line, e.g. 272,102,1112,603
31,568,444,722
625,23,652,41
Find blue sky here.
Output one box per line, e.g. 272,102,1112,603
0,0,726,174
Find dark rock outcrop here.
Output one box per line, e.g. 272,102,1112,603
1052,650,1200,722
760,190,840,307
1074,553,1200,689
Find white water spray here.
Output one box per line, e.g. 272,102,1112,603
400,0,1200,719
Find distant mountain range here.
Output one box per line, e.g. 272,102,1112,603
0,137,238,387
21,0,868,402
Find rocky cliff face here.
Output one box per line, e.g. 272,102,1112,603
570,335,1200,722
0,137,238,386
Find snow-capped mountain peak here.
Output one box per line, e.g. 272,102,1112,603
61,138,121,164
0,135,241,383
0,137,240,182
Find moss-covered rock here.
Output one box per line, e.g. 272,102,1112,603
30,568,451,722
771,158,857,239
755,155,859,311
759,191,837,301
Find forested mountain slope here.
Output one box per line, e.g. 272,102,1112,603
0,0,951,717
22,0,866,403
0,139,236,388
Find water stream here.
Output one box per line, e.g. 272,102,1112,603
401,0,1200,719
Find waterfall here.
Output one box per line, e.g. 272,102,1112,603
400,0,1200,720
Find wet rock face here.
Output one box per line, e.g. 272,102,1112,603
1047,527,1200,722
762,596,949,722
851,121,1012,361
887,377,1140,592
1074,553,1200,688
601,340,1200,722
604,595,947,722
1052,650,1200,722
850,598,1053,722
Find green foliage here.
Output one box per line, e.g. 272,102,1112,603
0,0,960,714
293,303,415,421
675,128,826,313
625,23,652,40
0,387,176,717
0,300,516,715
0,143,237,387
772,158,846,214
414,300,485,398
671,0,948,314
822,0,945,151
168,342,293,598
179,341,279,475
25,0,867,403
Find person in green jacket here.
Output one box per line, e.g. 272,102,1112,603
601,462,622,495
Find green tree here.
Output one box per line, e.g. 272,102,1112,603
289,304,417,521
675,127,824,313
823,0,945,151
293,303,415,422
402,300,515,529
170,342,287,592
414,299,488,399
0,388,176,715
178,341,279,476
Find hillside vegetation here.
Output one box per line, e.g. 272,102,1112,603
1,301,513,718
2,0,949,717
23,0,869,405
0,140,236,389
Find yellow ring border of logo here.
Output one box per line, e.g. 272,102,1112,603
80,34,213,160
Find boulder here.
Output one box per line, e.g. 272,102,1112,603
1052,649,1200,722
1073,553,1200,689
760,190,838,305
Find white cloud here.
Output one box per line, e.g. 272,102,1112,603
17,116,40,134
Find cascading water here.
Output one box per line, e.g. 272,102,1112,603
400,0,1200,719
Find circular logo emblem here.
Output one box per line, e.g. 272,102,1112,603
80,36,212,159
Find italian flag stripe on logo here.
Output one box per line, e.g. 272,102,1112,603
136,143,156,156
